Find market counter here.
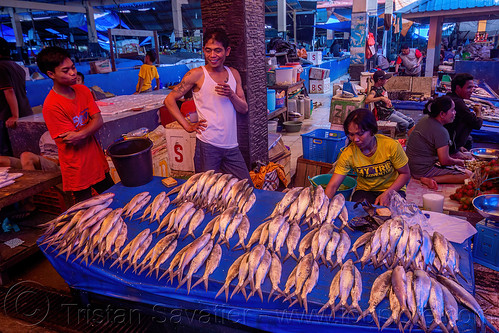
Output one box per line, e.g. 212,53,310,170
7,91,168,157
39,177,477,332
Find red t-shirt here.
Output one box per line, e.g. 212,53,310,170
42,85,109,191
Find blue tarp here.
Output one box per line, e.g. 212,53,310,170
39,178,477,332
392,97,499,144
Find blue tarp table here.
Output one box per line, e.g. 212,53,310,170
39,178,477,332
392,100,499,144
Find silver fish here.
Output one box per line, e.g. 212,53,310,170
215,253,246,301
412,269,432,331
232,215,250,251
318,269,341,316
283,222,301,262
268,253,284,301
191,243,222,291
357,269,393,329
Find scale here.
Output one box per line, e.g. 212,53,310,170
472,195,499,271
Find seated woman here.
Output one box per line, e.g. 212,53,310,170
406,95,472,190
324,108,411,206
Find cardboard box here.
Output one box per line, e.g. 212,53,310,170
165,122,196,173
90,59,112,74
309,67,330,80
329,94,366,124
307,51,322,65
309,78,330,94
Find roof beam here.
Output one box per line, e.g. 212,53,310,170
401,6,499,21
89,0,166,6
2,0,86,13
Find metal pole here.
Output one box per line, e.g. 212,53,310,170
312,10,316,51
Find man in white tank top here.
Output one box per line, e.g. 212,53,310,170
164,28,253,184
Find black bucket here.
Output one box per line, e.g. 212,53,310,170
107,138,153,187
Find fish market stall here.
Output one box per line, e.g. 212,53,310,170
7,91,168,158
38,175,483,332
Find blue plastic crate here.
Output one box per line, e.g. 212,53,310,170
301,129,347,163
473,220,499,271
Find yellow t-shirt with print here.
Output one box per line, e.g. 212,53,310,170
334,134,408,192
136,64,159,92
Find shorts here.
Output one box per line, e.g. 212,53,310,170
7,156,60,172
415,164,465,179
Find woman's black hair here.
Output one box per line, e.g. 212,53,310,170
76,72,84,83
343,108,378,135
423,95,454,118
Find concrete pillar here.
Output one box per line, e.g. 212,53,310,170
201,0,267,167
367,0,378,70
426,16,443,77
173,0,188,39
349,0,369,80
8,8,24,56
84,2,99,54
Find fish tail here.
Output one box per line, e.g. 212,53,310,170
158,269,169,281
371,310,381,330
288,298,298,308
318,301,330,314
381,317,393,331
191,277,204,291
230,285,241,299
356,309,369,323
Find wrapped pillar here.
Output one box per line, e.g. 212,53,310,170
349,0,369,80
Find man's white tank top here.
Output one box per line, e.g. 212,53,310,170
193,66,238,149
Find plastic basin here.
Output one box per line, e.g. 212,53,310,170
283,121,302,133
310,174,357,201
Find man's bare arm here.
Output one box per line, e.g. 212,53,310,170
228,68,248,114
164,69,207,133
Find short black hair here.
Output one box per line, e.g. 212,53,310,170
36,46,70,75
77,72,84,83
344,108,378,136
203,28,230,49
401,44,409,50
146,50,156,63
0,37,10,58
423,95,454,118
451,73,474,93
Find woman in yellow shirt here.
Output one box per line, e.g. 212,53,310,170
325,108,411,206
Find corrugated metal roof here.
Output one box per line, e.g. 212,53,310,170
398,0,499,14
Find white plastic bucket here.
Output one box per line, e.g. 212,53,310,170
275,67,294,85
268,120,278,133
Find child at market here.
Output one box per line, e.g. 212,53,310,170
134,50,160,94
36,47,114,202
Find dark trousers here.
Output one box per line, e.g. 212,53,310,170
352,189,406,205
73,173,115,203
194,139,253,185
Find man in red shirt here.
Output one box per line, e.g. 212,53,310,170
36,47,114,202
394,45,422,77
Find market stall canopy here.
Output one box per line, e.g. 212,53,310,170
396,0,499,23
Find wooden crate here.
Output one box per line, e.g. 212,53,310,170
294,156,333,187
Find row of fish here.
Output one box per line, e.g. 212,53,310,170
216,244,283,304
170,170,256,215
357,267,487,333
352,217,466,282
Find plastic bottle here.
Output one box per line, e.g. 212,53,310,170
303,96,311,119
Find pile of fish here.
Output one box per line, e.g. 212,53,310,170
352,217,466,281
0,167,23,189
319,259,363,317
170,170,256,215
216,244,283,304
268,186,350,230
39,193,123,265
357,267,488,333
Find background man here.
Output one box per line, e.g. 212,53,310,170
394,44,422,77
365,70,415,134
444,73,482,158
0,37,32,155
